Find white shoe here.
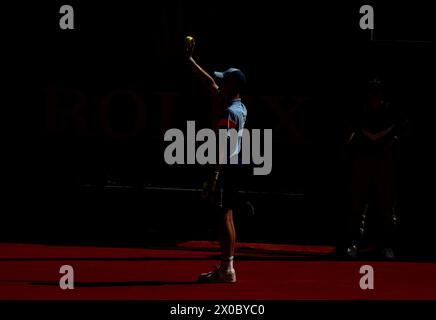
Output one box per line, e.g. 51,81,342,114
198,265,236,283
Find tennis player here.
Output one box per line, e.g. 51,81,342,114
186,36,247,283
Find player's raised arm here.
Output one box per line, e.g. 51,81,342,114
185,36,219,95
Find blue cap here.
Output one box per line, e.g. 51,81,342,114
214,68,246,88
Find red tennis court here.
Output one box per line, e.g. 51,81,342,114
1,242,435,300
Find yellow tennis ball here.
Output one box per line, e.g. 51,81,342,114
185,36,194,45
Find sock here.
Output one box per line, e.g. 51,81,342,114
221,256,234,272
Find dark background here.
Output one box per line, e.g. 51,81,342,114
2,1,434,258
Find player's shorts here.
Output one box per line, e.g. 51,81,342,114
214,165,243,211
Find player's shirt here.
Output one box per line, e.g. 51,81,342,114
216,99,247,165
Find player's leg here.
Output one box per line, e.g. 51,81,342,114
198,170,237,283
377,150,397,259
220,208,236,271
347,151,372,257
219,167,242,271
198,207,237,283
